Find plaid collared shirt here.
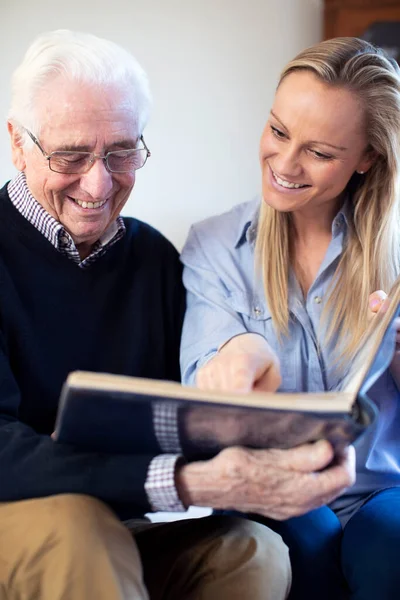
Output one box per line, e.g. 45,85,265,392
8,172,126,268
8,171,186,512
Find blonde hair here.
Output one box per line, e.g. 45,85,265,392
256,37,400,362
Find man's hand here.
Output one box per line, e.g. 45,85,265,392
196,333,281,393
176,440,355,520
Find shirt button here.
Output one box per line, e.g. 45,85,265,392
253,307,262,317
314,296,322,304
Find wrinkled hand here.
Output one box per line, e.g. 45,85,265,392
197,333,281,393
176,440,355,520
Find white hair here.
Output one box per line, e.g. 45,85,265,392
8,29,152,142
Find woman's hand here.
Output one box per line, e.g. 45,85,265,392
369,290,400,387
196,333,281,393
368,290,388,318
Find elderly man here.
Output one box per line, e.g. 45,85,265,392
0,30,353,600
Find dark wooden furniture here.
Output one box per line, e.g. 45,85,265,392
324,0,400,40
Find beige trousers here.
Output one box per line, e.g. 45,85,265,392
0,494,291,600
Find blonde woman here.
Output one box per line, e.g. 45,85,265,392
181,38,400,600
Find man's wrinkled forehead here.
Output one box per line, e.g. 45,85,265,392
34,76,138,135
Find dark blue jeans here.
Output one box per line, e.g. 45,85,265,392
252,507,348,600
220,487,400,599
341,487,400,600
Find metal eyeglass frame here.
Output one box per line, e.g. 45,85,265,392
23,127,151,174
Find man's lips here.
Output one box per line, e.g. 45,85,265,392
68,196,108,209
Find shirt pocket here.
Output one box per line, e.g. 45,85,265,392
226,291,297,392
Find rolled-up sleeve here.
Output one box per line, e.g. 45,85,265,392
180,225,247,385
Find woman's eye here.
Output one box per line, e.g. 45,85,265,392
270,125,286,139
311,149,333,160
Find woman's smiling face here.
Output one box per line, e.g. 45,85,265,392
259,70,375,216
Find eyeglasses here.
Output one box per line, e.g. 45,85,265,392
24,128,151,174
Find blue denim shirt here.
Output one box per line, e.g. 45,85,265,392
181,198,346,391
180,198,400,516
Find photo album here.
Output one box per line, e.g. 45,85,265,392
54,278,400,457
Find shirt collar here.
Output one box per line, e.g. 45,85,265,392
234,195,350,249
234,198,260,248
8,172,125,264
332,197,350,236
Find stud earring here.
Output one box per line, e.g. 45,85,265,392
357,170,365,175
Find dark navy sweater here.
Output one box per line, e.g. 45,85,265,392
0,183,185,518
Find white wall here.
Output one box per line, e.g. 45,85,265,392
0,0,322,250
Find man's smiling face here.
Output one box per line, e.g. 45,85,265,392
9,77,139,256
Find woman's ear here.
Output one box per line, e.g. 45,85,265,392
356,147,377,175
7,121,26,171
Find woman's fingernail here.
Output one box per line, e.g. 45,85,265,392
370,299,381,310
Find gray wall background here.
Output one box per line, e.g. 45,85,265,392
0,0,322,249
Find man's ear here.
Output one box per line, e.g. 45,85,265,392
7,121,27,171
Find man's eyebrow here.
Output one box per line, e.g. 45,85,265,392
56,139,138,152
270,110,348,152
107,139,138,150
56,144,92,152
